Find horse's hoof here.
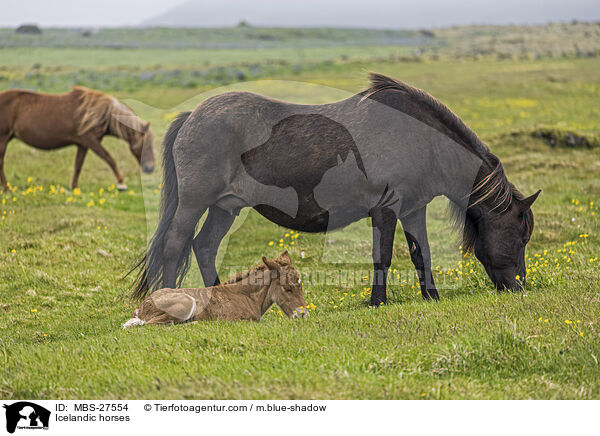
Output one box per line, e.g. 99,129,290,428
117,183,128,191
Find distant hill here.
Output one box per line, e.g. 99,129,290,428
142,0,600,29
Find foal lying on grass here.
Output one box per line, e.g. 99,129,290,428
123,251,307,328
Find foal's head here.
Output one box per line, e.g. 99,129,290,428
129,122,155,174
262,251,307,319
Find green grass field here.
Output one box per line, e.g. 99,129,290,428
1,26,599,399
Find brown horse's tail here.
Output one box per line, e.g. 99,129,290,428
130,111,191,300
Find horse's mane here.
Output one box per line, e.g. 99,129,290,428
364,73,495,168
73,86,145,139
363,73,529,251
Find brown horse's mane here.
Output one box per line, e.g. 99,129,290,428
363,73,532,251
223,262,269,285
73,86,145,140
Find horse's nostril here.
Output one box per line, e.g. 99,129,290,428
142,165,155,174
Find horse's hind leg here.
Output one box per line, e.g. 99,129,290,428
192,206,236,287
0,133,12,191
163,201,207,288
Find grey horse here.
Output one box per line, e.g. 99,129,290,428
132,73,540,306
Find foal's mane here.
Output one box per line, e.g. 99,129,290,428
73,86,146,140
363,73,531,251
223,262,268,285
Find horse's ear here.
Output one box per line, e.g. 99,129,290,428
277,250,291,265
518,189,541,212
262,256,280,271
143,122,151,132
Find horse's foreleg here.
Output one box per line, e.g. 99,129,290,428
192,206,236,287
0,133,11,191
400,207,439,300
71,146,88,190
369,207,397,306
86,139,127,190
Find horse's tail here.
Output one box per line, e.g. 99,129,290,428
130,111,191,300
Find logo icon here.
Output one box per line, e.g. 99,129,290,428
3,402,50,434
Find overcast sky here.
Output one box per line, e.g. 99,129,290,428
0,0,176,27
1,0,599,28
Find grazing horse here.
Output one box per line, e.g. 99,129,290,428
123,251,307,328
131,73,540,306
0,86,155,191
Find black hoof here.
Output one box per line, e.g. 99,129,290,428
421,289,440,301
369,297,387,307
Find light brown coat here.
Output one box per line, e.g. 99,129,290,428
123,251,306,328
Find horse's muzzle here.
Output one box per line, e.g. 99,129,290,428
291,306,309,319
142,164,155,174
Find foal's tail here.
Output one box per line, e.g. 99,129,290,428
130,111,191,300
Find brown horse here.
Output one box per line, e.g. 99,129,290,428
0,86,155,191
123,251,307,328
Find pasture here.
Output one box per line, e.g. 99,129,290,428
0,25,599,399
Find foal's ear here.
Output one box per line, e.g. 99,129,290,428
262,256,280,272
277,250,291,265
518,189,541,212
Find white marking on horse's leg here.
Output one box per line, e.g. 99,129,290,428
184,295,197,321
117,183,128,191
122,317,145,329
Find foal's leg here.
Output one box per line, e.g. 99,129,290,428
0,133,11,192
192,206,236,287
84,139,127,190
400,207,439,300
71,146,88,190
369,207,397,306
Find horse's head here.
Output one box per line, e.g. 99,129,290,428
130,122,155,174
262,251,308,319
467,189,541,290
